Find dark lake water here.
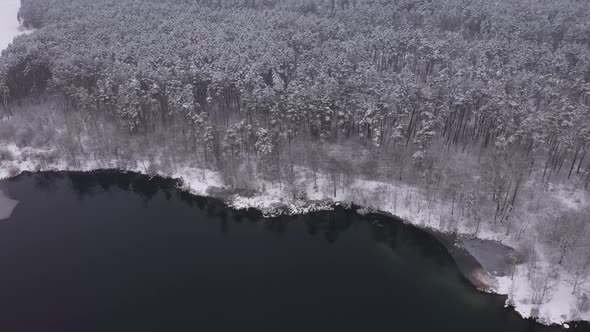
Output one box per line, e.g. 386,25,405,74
0,171,584,332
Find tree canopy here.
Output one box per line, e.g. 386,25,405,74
2,0,588,162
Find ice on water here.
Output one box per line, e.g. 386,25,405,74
0,188,18,220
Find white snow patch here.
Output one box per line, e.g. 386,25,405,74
495,260,589,325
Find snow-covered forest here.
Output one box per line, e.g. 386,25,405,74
1,0,590,325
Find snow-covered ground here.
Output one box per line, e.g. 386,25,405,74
497,262,586,326
0,0,26,51
0,141,588,328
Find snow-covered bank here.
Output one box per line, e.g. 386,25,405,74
0,0,27,51
0,141,588,328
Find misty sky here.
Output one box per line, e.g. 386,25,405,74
0,0,22,51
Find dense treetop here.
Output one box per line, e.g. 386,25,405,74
2,0,590,172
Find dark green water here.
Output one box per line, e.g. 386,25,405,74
0,171,584,332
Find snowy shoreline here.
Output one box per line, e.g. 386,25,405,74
0,142,587,328
2,0,590,328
